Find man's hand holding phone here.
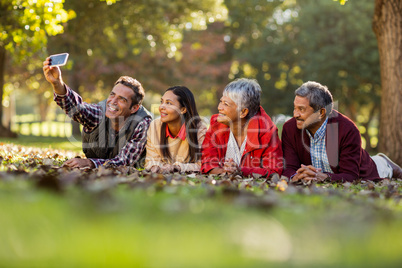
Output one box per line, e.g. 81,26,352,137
49,53,69,67
43,53,69,95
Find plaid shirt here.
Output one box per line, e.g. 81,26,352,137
306,117,332,173
54,86,151,167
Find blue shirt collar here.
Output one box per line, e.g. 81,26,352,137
307,117,328,141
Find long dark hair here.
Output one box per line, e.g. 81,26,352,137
160,86,201,163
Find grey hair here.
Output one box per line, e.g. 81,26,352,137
295,81,333,114
223,78,261,119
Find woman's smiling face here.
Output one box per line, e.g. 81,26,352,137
217,95,240,126
159,90,186,124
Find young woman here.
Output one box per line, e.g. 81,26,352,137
145,86,207,173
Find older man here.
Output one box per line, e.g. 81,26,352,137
201,78,283,177
282,81,402,182
43,57,152,169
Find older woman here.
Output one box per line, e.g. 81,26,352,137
201,78,283,177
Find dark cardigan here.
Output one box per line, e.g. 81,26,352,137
281,110,380,182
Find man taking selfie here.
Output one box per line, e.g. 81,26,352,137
43,57,152,169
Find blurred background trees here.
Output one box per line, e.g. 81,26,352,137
0,0,74,136
1,0,399,162
372,0,401,167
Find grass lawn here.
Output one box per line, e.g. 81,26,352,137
0,139,401,267
0,135,83,153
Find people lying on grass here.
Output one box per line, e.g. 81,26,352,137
201,78,283,177
281,81,402,183
43,58,152,169
144,86,207,174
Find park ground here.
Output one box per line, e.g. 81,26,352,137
0,136,401,268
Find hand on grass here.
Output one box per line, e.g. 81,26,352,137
223,158,240,174
291,165,329,183
63,158,94,169
149,165,160,173
156,163,174,174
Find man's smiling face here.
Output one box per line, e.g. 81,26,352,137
105,84,138,121
293,95,322,134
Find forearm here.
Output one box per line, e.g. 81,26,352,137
173,162,201,173
326,172,355,182
103,142,146,168
101,150,142,167
283,168,298,178
51,80,66,95
208,167,226,174
103,118,150,168
200,154,222,175
282,125,303,178
144,160,166,171
240,167,278,177
54,86,101,132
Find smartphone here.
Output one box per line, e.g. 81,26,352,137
49,53,69,66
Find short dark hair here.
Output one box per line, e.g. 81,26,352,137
114,76,145,107
295,81,333,114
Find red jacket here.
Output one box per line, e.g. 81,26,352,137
282,110,380,182
201,106,283,177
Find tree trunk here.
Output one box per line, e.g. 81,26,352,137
37,94,48,121
0,45,17,137
373,0,402,166
0,45,5,128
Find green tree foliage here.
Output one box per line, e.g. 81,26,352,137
7,0,223,135
221,0,286,113
128,0,285,115
0,0,74,135
0,0,73,57
122,21,232,116
222,0,379,150
288,0,380,151
291,0,380,117
335,0,401,164
47,0,224,99
333,0,347,5
2,0,385,154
